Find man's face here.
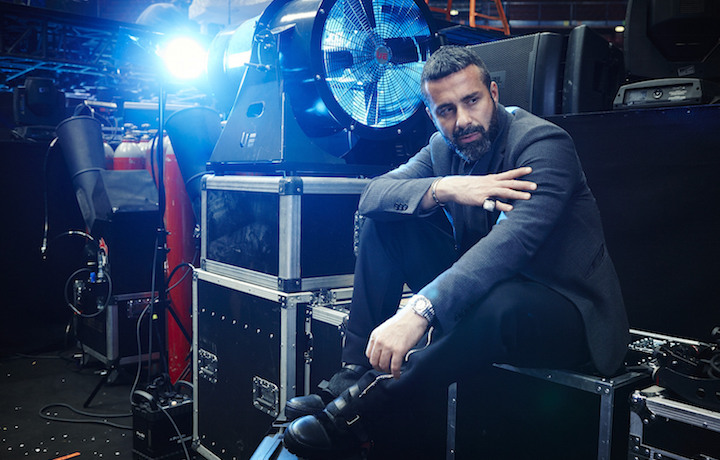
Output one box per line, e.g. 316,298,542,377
424,65,500,162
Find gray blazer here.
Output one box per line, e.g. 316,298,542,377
358,105,630,376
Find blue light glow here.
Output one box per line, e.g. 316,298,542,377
158,37,208,80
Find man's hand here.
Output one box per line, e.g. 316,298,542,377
365,306,429,379
423,166,536,212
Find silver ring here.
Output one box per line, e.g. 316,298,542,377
483,199,496,212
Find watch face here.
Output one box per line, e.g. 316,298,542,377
412,297,433,320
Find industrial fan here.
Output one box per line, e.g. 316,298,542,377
208,0,437,174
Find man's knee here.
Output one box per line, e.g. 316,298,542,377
472,280,588,368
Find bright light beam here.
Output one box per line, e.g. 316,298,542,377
158,37,208,80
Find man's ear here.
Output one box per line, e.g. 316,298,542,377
425,106,439,129
425,106,432,118
490,81,499,105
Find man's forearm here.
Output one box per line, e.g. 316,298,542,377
420,177,446,211
420,168,536,213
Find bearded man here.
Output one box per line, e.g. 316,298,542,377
281,45,630,459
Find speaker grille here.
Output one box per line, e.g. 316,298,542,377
468,33,565,116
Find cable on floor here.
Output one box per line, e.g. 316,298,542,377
38,403,132,430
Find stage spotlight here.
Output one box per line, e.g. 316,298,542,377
158,36,208,81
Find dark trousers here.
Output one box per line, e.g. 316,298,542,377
342,216,591,398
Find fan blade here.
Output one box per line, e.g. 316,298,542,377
325,49,355,75
343,0,374,33
376,1,427,40
363,78,380,125
361,0,377,30
377,66,421,120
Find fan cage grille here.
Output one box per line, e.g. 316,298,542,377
321,0,431,129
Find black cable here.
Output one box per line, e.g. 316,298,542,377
158,404,191,460
174,379,193,394
63,267,113,318
153,313,171,375
128,279,169,405
50,230,105,319
164,262,195,346
40,138,58,260
131,301,154,405
51,230,96,244
38,403,132,430
158,88,167,221
166,262,195,293
148,235,159,381
149,129,160,186
168,249,198,333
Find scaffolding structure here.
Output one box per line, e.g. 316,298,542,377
427,0,511,35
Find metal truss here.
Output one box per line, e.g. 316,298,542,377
0,3,158,91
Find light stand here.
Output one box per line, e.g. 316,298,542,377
147,81,195,375
148,83,169,381
151,36,210,382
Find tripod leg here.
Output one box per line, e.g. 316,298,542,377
84,369,109,408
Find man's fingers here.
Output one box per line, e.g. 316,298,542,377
506,179,537,191
366,336,382,370
496,166,532,179
364,309,429,377
391,355,403,379
367,337,404,376
497,189,532,200
494,180,536,195
365,336,374,360
376,348,390,373
367,334,391,373
489,185,533,201
494,201,514,212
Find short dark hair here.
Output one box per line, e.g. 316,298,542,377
420,45,492,105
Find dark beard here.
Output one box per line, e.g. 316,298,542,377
444,107,500,163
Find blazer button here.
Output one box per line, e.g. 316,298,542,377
394,202,408,211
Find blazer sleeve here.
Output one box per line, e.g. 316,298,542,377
358,133,448,220
418,119,586,329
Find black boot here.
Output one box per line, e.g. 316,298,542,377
283,371,389,459
284,364,368,420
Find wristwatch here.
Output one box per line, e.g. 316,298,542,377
409,295,436,324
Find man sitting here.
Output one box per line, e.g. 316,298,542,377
282,45,630,459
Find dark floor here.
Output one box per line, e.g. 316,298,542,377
0,346,136,459
0,339,445,460
0,317,644,460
